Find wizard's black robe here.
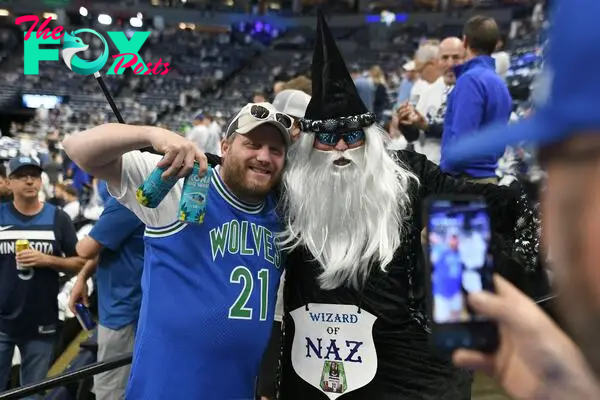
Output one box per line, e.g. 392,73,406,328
278,151,521,400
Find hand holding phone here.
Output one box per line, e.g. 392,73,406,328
74,302,97,331
424,195,499,354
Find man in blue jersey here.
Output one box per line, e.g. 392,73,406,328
63,102,291,399
69,197,144,400
0,156,84,398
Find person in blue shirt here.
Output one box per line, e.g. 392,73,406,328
66,161,92,195
396,61,417,104
94,180,111,205
0,156,84,398
350,66,375,112
69,197,144,400
62,102,290,400
433,234,466,323
440,15,513,181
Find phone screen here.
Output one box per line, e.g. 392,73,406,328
428,198,494,325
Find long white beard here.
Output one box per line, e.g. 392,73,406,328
280,125,419,290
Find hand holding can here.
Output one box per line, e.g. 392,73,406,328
179,164,212,224
15,239,30,270
136,165,180,208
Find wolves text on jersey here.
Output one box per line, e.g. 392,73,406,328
209,220,281,269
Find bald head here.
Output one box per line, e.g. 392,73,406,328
438,37,465,85
440,37,463,52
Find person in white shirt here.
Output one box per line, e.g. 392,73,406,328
55,183,81,220
389,43,440,150
409,43,441,105
398,37,465,163
186,112,221,156
492,36,510,80
206,115,223,154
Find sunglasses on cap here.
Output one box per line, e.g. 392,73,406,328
249,104,293,129
315,129,366,146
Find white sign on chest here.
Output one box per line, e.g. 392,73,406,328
290,303,378,399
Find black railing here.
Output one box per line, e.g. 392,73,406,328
0,353,132,400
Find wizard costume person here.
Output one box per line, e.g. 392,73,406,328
275,11,524,400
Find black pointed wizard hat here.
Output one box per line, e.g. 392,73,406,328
300,10,376,133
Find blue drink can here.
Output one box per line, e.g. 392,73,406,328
74,303,96,331
136,166,179,208
178,164,212,224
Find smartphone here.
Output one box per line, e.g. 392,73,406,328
74,302,97,331
424,195,499,353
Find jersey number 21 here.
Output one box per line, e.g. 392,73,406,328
228,265,270,321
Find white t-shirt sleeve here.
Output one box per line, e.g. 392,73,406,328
107,151,182,227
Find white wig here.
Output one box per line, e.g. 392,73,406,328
280,124,419,289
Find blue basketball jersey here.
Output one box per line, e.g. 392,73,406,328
125,170,283,400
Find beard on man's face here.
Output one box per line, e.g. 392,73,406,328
221,153,282,202
281,126,416,289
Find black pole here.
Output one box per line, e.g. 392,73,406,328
92,71,160,155
93,72,125,124
0,353,133,400
91,72,220,165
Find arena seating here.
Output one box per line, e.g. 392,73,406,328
0,11,541,138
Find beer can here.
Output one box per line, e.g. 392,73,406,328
136,165,179,208
178,164,212,224
15,239,30,270
74,303,97,331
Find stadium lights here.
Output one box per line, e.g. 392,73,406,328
98,14,112,25
130,17,143,28
43,12,58,20
0,9,9,16
79,7,88,17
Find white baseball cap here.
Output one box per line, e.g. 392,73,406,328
272,89,311,119
225,102,293,145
